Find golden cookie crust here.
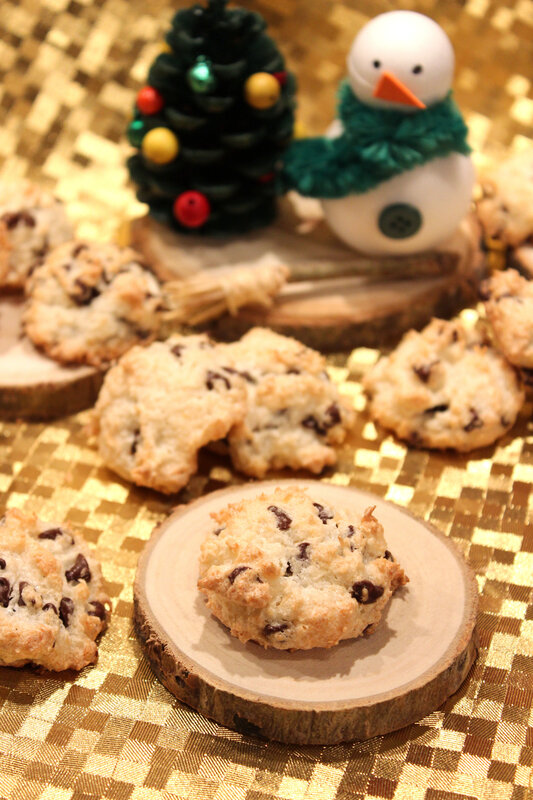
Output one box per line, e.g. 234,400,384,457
0,180,73,289
482,269,533,369
477,149,533,248
226,328,355,477
198,486,407,650
0,508,110,671
24,240,164,368
364,318,524,451
90,334,248,494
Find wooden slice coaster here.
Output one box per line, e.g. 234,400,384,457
134,480,478,745
0,295,103,420
130,203,485,351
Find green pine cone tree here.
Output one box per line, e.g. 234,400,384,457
127,0,296,236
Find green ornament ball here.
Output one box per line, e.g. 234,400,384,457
187,57,217,94
127,119,146,147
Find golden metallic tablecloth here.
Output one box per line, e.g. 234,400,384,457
0,2,532,799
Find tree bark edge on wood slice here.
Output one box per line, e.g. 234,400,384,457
0,295,104,421
133,480,478,745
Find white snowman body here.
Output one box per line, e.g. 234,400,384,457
321,10,475,255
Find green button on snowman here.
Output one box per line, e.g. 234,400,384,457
282,10,475,255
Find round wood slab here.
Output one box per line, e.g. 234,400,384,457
0,295,104,420
130,205,485,351
134,480,478,745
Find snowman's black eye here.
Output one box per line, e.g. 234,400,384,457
412,65,423,74
373,60,381,68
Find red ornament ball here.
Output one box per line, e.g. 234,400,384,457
173,191,210,228
136,86,164,115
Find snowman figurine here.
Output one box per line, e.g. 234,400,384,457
282,11,475,256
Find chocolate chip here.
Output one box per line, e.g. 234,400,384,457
297,542,310,560
268,505,291,530
59,597,74,627
18,581,30,606
65,554,91,584
500,415,510,427
213,527,224,536
284,562,293,576
0,578,11,607
451,329,459,343
72,279,100,306
286,367,300,375
171,344,185,358
43,603,58,615
424,403,449,414
1,211,35,229
464,408,483,432
228,566,249,584
521,368,533,386
71,243,88,257
384,550,394,561
413,364,432,382
346,525,355,537
88,600,107,620
302,415,327,436
38,528,63,540
222,366,256,384
131,429,141,456
313,502,333,524
325,402,341,427
0,559,5,570
407,430,424,447
351,580,384,604
263,622,289,636
206,370,230,390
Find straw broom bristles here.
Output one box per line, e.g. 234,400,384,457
161,254,289,325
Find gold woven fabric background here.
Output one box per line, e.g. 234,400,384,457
0,1,532,799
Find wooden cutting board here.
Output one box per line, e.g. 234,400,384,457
130,201,485,351
134,479,478,745
0,294,103,420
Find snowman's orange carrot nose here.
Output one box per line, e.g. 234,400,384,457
373,71,426,109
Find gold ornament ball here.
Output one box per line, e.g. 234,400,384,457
141,127,179,164
244,72,281,110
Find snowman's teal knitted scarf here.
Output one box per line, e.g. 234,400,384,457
280,81,471,198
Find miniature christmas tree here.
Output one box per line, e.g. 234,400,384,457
127,0,296,236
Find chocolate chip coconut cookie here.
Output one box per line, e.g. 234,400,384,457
225,328,355,477
198,486,407,650
477,149,533,249
0,508,110,671
90,334,247,494
364,318,524,451
24,241,164,368
481,269,533,377
0,180,73,289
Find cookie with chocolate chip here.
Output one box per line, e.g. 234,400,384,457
0,508,110,671
0,179,73,289
24,240,165,368
90,333,247,494
481,269,533,370
225,328,355,478
198,486,407,650
363,317,524,452
476,149,533,249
